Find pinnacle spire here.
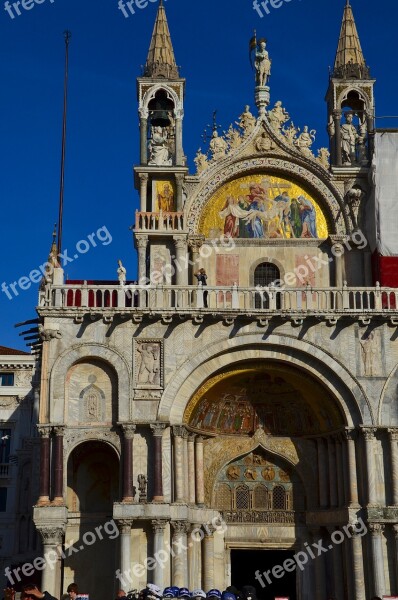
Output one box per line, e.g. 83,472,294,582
333,1,370,79
144,1,179,79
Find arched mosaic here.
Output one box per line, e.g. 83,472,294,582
184,361,344,436
198,173,328,239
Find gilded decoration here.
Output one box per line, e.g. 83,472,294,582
184,361,343,437
153,180,176,212
198,174,328,240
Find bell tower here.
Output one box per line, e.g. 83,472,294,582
134,0,188,286
326,0,376,168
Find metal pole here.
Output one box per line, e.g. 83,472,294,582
57,30,71,258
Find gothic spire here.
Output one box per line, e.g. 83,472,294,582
333,0,370,79
144,0,179,79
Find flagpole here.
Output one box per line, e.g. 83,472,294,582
57,30,71,258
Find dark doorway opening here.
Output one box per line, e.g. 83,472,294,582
231,549,297,600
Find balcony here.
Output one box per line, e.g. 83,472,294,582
39,283,398,322
0,464,10,478
134,211,185,233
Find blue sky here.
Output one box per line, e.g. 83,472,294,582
0,0,397,350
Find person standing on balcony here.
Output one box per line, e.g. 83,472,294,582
195,268,208,308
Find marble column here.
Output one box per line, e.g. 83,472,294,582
151,423,165,502
333,110,342,167
195,436,205,506
171,521,189,587
327,437,338,508
182,429,189,503
203,528,215,591
152,520,167,589
317,437,329,508
388,428,398,506
175,173,184,212
311,529,327,600
139,109,148,165
173,236,188,286
188,237,204,285
393,524,398,591
327,527,345,600
139,173,149,212
122,424,136,502
187,435,196,504
119,520,132,582
38,527,64,598
173,427,185,503
335,434,345,507
350,527,366,600
343,428,360,506
174,110,184,167
369,523,385,598
188,524,202,590
333,243,345,289
136,236,148,286
363,427,378,506
53,426,64,504
38,426,51,505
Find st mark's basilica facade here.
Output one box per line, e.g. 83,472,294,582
24,2,398,599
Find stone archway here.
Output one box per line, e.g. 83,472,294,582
65,441,120,600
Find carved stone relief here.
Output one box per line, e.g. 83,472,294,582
134,339,163,390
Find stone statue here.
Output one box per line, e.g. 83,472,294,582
137,474,147,502
194,148,208,174
137,343,159,385
327,115,335,137
254,40,271,87
236,105,256,137
360,332,378,376
341,113,359,165
358,116,368,163
226,125,242,151
209,130,228,161
317,148,330,169
283,121,298,145
255,131,274,152
148,126,172,166
268,101,289,132
117,260,126,285
294,126,316,157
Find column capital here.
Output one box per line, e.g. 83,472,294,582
343,427,358,441
37,526,65,545
53,425,65,436
173,235,187,249
117,519,133,534
173,425,187,438
362,427,377,441
139,173,149,182
175,173,185,183
152,519,168,533
188,235,205,252
171,520,190,535
368,522,385,536
136,235,149,249
195,435,205,443
203,525,216,538
393,524,398,538
150,422,167,437
120,423,137,438
188,433,196,442
388,428,398,441
37,425,52,438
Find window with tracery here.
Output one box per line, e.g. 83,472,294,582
253,484,269,509
236,485,250,509
272,485,288,510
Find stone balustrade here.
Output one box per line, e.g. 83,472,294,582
135,211,185,232
39,282,398,318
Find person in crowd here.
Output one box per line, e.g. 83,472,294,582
116,592,127,600
21,584,58,600
163,589,179,600
206,591,221,600
177,590,190,600
191,590,206,600
194,268,208,308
